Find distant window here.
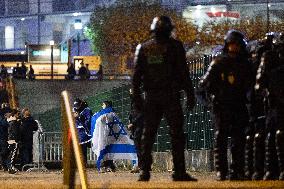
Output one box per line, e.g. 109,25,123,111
5,26,14,49
52,0,76,12
0,0,5,16
7,0,29,15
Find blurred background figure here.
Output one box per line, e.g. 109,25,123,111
20,108,38,167
0,64,8,80
66,64,76,80
78,63,88,80
20,62,27,79
28,65,35,81
96,64,103,81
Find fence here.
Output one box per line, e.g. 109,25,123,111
85,56,214,152
28,56,214,168
33,131,96,164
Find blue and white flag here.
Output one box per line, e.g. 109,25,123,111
90,107,137,170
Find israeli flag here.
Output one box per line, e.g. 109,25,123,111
90,107,137,170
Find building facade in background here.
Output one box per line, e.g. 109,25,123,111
0,0,283,54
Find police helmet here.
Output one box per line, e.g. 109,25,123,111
224,29,247,46
150,16,174,37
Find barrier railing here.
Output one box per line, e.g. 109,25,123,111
36,131,95,163
6,77,19,109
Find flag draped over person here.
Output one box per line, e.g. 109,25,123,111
90,107,137,170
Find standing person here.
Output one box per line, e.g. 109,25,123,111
6,109,21,174
0,103,9,171
132,16,196,181
245,33,277,180
20,62,27,79
73,98,92,166
96,64,103,81
12,63,20,79
0,64,8,79
128,88,144,173
66,64,76,80
197,30,253,181
28,65,35,80
255,34,284,180
19,108,38,166
78,63,87,80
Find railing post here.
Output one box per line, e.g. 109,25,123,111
7,77,18,109
61,90,88,189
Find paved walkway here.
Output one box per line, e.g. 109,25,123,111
0,170,283,188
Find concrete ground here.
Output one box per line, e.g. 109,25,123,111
0,169,283,189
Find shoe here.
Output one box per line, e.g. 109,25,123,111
263,171,278,180
130,166,140,173
244,171,252,180
216,171,226,181
172,172,197,181
252,172,263,180
138,171,150,181
8,166,18,174
99,167,106,173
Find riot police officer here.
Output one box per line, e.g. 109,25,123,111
132,16,196,181
246,32,279,180
73,98,92,166
197,30,253,180
255,33,284,180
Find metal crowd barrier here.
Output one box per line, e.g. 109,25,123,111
32,131,96,167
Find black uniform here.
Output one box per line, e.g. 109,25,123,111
255,36,284,180
20,116,38,165
132,16,196,181
0,109,8,170
7,116,21,173
197,30,253,180
128,93,144,169
245,34,277,180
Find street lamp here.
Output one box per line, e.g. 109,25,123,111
266,0,270,33
74,19,82,56
50,40,54,79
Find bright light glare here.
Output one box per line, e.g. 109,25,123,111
49,40,55,46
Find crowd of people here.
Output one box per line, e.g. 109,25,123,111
0,103,39,174
61,16,284,182
196,30,283,181
0,15,283,183
66,63,103,80
130,15,284,182
0,61,103,81
0,62,35,80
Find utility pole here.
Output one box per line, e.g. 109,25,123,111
37,0,41,44
266,0,270,33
